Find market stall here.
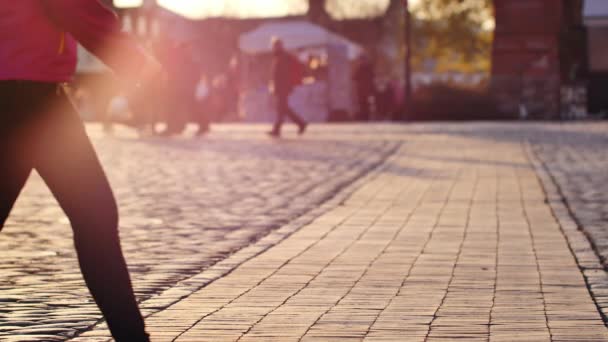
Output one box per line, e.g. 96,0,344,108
238,21,363,123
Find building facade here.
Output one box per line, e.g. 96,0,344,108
491,0,585,119
584,0,608,115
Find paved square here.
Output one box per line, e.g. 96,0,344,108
1,124,607,341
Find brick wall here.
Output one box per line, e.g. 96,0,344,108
491,0,565,119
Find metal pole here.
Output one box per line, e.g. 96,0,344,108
403,0,412,121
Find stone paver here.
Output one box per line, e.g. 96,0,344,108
528,124,608,264
71,125,607,341
0,125,395,341
2,123,607,341
449,122,608,320
528,123,608,320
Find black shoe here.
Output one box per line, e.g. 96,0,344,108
195,127,209,137
298,123,308,135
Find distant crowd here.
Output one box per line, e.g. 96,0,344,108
70,36,404,138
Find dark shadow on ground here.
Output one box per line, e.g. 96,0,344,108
402,122,608,148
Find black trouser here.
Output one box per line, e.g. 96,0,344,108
0,81,148,342
357,91,371,121
272,90,305,133
194,98,210,133
162,82,186,134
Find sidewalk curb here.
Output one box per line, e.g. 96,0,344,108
525,141,608,326
69,141,402,340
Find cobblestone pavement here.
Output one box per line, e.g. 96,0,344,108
528,123,608,318
529,123,608,263
1,123,607,341
72,124,608,341
0,125,396,341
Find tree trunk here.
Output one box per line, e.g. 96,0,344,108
307,0,330,25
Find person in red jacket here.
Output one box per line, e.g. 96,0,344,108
268,38,307,137
0,1,161,341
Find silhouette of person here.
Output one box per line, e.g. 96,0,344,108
354,55,375,121
162,41,198,136
222,56,241,120
268,38,308,137
0,1,161,341
194,73,211,136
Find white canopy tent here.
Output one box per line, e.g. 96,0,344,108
239,21,363,60
238,21,362,123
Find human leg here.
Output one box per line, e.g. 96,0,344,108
271,92,307,135
0,82,36,231
358,93,370,121
194,98,210,136
32,88,148,341
284,106,307,134
0,142,32,231
270,93,287,135
281,93,307,134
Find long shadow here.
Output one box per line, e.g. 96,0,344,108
105,122,604,180
378,161,445,179
406,122,608,148
114,134,401,165
114,134,449,180
402,152,532,169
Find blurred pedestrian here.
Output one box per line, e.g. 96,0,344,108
162,41,197,136
354,55,375,121
130,39,168,135
375,80,396,120
0,1,161,341
391,78,405,121
194,74,210,136
223,56,241,120
268,38,307,137
129,77,166,136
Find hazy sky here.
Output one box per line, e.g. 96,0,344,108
112,0,413,19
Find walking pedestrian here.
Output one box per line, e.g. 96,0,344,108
0,1,161,341
375,80,396,120
194,74,211,136
268,38,308,137
162,41,198,136
129,39,167,136
223,56,241,120
354,54,375,121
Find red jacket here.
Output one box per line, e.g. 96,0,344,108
0,0,146,82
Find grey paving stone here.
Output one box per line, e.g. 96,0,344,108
0,124,396,341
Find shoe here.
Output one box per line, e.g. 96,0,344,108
298,122,308,135
159,128,183,137
267,130,281,138
195,127,209,137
